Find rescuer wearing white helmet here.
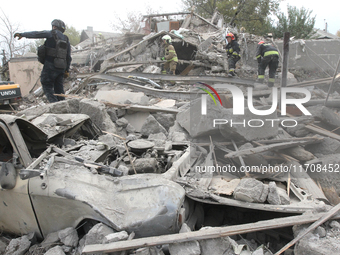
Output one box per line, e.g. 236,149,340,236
161,35,178,75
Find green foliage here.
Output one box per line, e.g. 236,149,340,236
64,25,80,46
182,0,219,17
271,5,316,39
181,0,281,35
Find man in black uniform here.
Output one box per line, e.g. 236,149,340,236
14,19,72,103
225,32,241,77
256,41,279,87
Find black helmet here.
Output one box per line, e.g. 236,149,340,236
51,19,66,33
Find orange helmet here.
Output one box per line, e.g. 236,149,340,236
258,41,265,45
226,33,235,40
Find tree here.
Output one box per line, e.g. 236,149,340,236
0,9,30,61
110,10,143,33
110,5,163,33
182,0,281,35
182,0,219,17
64,25,80,46
271,5,316,39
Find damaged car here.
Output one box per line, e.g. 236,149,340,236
0,114,186,239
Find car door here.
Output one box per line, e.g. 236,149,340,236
0,118,42,238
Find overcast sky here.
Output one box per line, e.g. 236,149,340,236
0,0,339,49
1,0,339,34
280,0,339,34
1,0,185,33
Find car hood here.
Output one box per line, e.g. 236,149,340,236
29,159,185,237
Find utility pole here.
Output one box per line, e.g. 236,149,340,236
325,56,340,106
281,32,290,88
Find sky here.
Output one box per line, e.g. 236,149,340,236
1,0,339,35
280,0,339,34
0,0,339,48
1,0,185,33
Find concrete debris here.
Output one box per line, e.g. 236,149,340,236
168,223,201,255
293,220,340,254
58,227,79,247
3,233,35,255
140,114,168,136
233,178,268,203
3,8,340,255
267,181,290,205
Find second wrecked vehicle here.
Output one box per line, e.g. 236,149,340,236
0,114,186,239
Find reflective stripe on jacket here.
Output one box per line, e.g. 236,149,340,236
226,40,241,58
165,44,178,62
256,43,278,59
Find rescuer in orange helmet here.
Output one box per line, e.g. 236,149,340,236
225,32,241,77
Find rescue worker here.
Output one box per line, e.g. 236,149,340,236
161,35,178,75
256,41,279,87
14,19,72,103
225,32,241,77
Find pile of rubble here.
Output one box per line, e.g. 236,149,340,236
2,10,340,255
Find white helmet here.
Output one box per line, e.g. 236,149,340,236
162,35,172,43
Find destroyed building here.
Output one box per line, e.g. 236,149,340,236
1,10,340,255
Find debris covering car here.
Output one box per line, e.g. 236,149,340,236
0,114,186,239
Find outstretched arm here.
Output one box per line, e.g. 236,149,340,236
14,30,52,40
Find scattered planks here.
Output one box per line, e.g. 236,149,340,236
224,137,322,158
275,202,340,255
82,211,340,254
287,77,333,87
305,124,340,141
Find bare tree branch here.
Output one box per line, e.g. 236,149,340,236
0,8,30,61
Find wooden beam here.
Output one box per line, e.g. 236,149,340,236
255,137,321,145
305,124,340,141
275,202,340,254
82,212,340,254
142,12,191,18
180,64,195,76
224,139,321,158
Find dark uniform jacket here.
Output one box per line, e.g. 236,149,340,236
226,40,241,58
256,43,278,62
21,30,72,72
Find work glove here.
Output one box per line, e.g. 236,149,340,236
161,57,165,61
14,33,23,40
64,71,69,78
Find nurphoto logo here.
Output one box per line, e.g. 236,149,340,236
197,84,312,128
200,84,311,116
